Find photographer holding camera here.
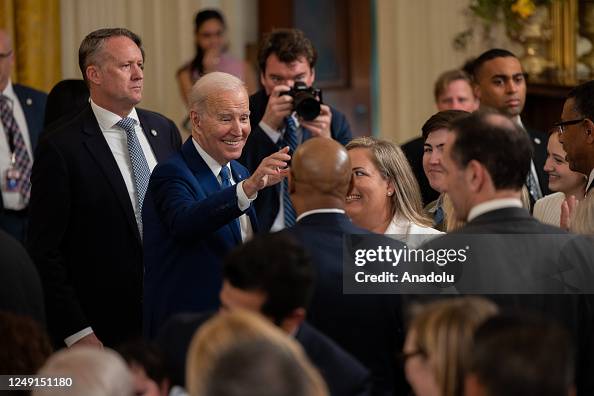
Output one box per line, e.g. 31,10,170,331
240,28,352,232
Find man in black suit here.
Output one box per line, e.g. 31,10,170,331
27,28,181,348
424,111,594,394
280,137,406,396
156,232,371,396
239,29,352,232
470,48,549,204
0,29,47,242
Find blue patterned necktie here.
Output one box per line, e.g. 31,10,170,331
282,116,298,227
0,95,32,203
116,117,150,237
219,166,241,236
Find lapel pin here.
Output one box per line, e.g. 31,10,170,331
534,137,541,144
151,129,158,136
26,98,32,105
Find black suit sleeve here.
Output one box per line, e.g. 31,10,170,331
27,139,87,344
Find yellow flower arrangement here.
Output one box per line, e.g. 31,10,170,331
454,0,556,50
511,0,537,19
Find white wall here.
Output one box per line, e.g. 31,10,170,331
60,0,258,131
376,0,520,144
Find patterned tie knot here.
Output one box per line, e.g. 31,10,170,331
116,117,137,133
220,166,231,185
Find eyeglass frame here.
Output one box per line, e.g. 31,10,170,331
552,118,586,135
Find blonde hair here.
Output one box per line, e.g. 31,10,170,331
441,193,465,232
407,297,498,396
346,136,432,227
186,310,328,396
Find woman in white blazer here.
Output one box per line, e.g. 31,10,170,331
345,137,442,247
533,131,586,226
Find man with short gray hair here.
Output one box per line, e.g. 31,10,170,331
27,28,181,348
142,71,290,338
34,347,134,396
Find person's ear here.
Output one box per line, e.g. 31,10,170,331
584,118,594,143
86,65,101,85
467,160,485,193
279,307,306,334
190,110,201,130
473,83,482,101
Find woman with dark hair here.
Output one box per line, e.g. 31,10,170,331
176,9,256,110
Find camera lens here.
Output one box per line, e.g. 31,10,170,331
295,97,320,121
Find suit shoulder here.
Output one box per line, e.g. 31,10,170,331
137,107,176,126
14,84,48,99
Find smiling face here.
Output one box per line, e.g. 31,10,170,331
474,56,526,117
544,132,586,194
423,129,450,193
191,89,250,165
87,36,144,117
260,54,315,95
345,147,393,231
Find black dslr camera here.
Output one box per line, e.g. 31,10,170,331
281,82,323,121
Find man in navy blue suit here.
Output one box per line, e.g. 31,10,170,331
27,28,181,348
0,29,47,242
239,29,352,232
281,137,406,396
156,233,371,395
143,72,290,338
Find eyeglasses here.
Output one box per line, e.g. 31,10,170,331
552,118,586,135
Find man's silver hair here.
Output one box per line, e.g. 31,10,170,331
33,347,133,396
189,71,247,115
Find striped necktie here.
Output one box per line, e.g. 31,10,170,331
116,117,151,237
282,116,298,227
0,94,32,203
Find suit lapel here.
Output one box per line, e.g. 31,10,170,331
137,110,166,162
81,107,141,243
182,140,242,243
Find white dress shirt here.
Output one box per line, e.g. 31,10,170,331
384,217,443,247
259,114,302,232
296,208,345,222
192,138,255,241
0,80,33,210
90,99,158,216
65,100,159,347
467,198,523,222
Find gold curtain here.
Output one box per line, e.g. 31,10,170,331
0,0,61,92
